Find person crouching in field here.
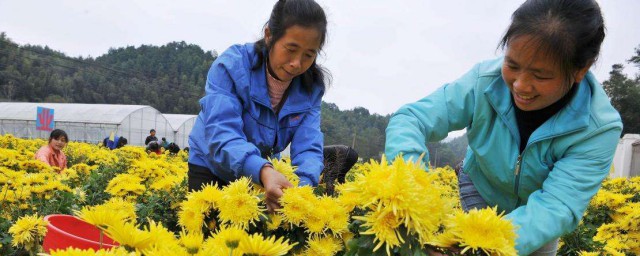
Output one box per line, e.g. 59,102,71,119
385,0,622,255
188,0,357,212
35,129,69,172
102,136,128,150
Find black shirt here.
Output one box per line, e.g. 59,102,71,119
513,83,578,153
145,135,158,145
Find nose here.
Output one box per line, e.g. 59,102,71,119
289,55,301,71
512,74,532,93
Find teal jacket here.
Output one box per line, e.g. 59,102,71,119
385,57,622,255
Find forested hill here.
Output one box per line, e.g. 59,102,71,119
0,33,393,160
0,32,214,114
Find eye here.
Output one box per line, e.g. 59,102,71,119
534,74,552,80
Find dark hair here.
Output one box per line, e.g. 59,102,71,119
499,0,605,85
150,129,156,133
167,142,180,154
147,141,160,151
117,137,128,148
253,0,330,91
49,129,68,143
162,137,166,141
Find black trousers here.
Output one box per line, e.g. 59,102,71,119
188,145,358,193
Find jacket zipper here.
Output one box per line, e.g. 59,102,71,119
512,128,583,209
513,154,522,208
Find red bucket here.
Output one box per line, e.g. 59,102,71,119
42,214,119,252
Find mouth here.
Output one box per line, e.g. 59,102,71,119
513,93,537,104
283,69,296,78
517,94,535,100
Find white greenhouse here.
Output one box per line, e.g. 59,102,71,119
0,102,173,146
163,114,197,148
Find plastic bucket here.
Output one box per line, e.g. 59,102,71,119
42,214,119,252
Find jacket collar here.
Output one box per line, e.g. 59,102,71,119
484,66,592,145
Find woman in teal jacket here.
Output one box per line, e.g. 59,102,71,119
385,0,622,255
189,0,357,211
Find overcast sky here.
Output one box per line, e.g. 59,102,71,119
1,0,639,117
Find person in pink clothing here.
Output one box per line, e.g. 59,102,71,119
34,129,69,172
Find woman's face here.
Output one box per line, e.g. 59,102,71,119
49,136,67,151
502,35,589,111
266,25,321,82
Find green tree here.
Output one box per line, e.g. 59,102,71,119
602,60,640,135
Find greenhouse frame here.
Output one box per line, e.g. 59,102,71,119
163,114,196,148
0,102,174,146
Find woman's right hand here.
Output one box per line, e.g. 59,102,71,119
260,165,293,213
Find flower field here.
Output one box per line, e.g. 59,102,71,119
0,134,638,255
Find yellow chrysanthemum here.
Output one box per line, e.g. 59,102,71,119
279,186,316,226
75,205,131,230
19,159,56,173
105,173,146,198
334,184,360,212
75,198,136,230
179,230,205,254
594,223,620,242
210,225,249,251
145,220,180,250
353,208,403,255
216,177,265,229
269,157,299,186
435,207,517,256
104,197,138,219
149,175,184,191
104,222,153,252
67,163,97,176
303,235,343,256
8,214,48,250
238,233,296,256
431,230,458,248
267,213,284,231
591,190,633,209
73,187,86,202
603,238,628,256
341,156,447,243
49,247,134,256
304,211,327,235
178,203,206,233
142,245,188,256
319,196,350,235
201,237,239,256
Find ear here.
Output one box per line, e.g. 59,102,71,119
264,27,272,46
573,64,591,84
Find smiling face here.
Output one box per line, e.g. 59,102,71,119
502,35,590,111
265,25,321,82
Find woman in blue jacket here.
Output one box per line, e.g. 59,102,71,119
385,0,622,255
189,0,357,211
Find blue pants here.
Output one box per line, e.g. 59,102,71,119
458,171,559,256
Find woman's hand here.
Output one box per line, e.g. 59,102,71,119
260,165,293,213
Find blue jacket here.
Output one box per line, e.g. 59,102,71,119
385,57,622,255
105,136,121,150
188,43,325,187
